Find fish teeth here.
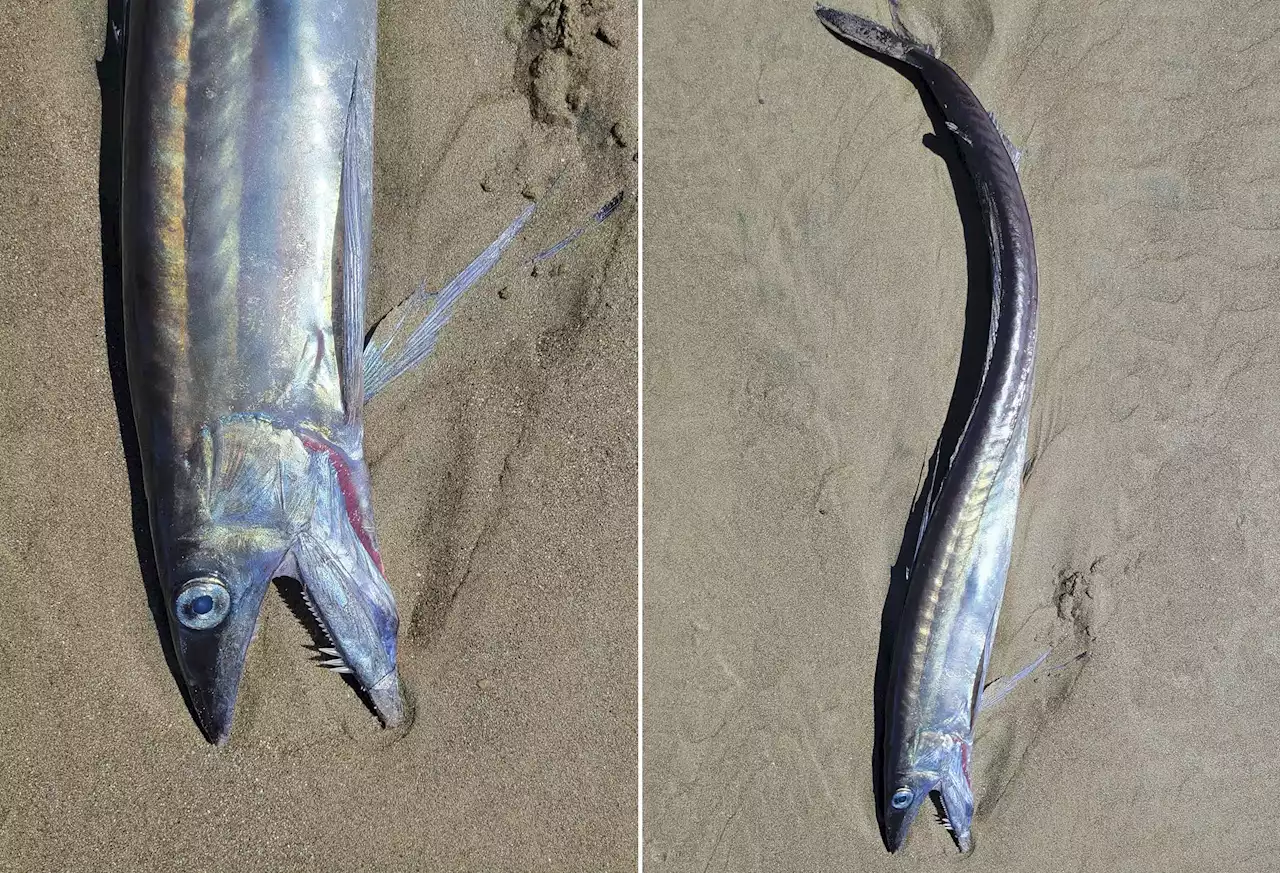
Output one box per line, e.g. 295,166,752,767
300,592,350,674
300,589,335,643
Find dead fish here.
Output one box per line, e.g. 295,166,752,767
816,3,1038,853
119,0,619,743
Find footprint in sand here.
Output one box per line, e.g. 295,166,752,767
1054,556,1114,646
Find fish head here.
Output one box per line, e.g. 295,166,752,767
156,416,403,743
883,729,975,853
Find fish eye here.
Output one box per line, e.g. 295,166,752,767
891,787,914,810
175,577,231,630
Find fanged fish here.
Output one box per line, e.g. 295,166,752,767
815,2,1039,854
119,0,621,744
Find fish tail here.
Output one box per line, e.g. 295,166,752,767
814,3,934,63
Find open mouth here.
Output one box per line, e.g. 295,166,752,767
931,792,972,853
272,574,407,731
274,575,373,688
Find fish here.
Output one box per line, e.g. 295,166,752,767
815,3,1039,854
119,0,620,744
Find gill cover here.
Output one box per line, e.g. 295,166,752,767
167,416,402,743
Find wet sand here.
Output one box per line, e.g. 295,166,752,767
644,0,1279,869
0,1,635,870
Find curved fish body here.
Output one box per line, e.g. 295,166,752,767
816,5,1039,853
120,0,399,743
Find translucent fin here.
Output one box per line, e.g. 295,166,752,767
339,68,371,423
361,204,534,402
988,111,1024,172
950,112,1023,171
361,190,627,402
978,648,1055,713
530,189,626,264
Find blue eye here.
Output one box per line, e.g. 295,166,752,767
891,787,914,810
176,577,230,630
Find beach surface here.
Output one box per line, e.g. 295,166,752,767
0,1,636,870
643,0,1279,869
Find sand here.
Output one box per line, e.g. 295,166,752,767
643,0,1279,869
0,1,636,870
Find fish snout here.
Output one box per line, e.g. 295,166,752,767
188,682,237,746
366,670,406,729
169,560,274,746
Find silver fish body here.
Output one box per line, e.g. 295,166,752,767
816,5,1039,852
121,0,401,743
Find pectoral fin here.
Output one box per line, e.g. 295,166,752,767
360,203,535,402
361,190,627,402
978,648,1050,714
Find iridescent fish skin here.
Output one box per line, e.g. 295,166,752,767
120,0,400,743
816,5,1039,853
